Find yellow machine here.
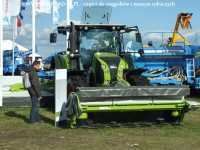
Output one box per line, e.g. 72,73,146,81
171,12,193,45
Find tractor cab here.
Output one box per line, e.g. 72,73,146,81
51,23,143,86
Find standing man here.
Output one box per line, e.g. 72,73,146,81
27,61,42,123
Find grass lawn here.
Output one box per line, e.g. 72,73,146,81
0,106,200,150
9,83,25,92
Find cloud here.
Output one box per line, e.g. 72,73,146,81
15,23,66,58
57,19,81,26
52,0,66,24
36,0,51,14
184,31,200,45
3,26,12,39
71,20,81,24
143,33,162,41
19,23,32,37
37,27,52,39
142,30,200,46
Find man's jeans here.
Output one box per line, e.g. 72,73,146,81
30,96,40,123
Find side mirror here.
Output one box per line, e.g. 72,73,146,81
136,33,142,43
50,33,57,43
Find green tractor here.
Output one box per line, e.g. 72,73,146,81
50,22,190,127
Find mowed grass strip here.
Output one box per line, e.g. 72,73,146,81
0,107,200,150
9,83,25,92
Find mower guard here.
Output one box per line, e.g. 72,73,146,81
76,86,190,113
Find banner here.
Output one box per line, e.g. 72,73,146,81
36,0,51,14
52,0,72,24
3,16,11,25
52,0,60,24
15,16,22,36
3,0,21,17
16,16,22,28
3,0,21,25
69,0,73,10
55,69,67,126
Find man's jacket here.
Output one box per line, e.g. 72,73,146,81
27,67,41,98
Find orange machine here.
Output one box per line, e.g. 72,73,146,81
171,13,193,45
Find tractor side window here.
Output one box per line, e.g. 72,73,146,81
123,31,143,52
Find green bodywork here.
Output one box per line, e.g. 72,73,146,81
91,52,130,86
80,100,187,113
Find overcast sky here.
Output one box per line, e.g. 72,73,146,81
3,0,200,58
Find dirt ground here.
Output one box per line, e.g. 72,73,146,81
0,98,200,150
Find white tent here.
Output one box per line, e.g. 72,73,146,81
3,40,28,51
28,53,41,58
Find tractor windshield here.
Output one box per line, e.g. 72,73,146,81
79,29,120,68
80,29,120,53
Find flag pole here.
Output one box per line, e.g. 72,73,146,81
0,0,3,76
67,0,70,25
12,17,16,76
32,0,36,63
66,0,71,51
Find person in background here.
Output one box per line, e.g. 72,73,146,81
27,61,42,123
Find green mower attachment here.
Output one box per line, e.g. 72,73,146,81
66,86,190,128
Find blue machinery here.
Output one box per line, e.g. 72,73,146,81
3,49,24,75
132,31,200,89
3,49,32,75
130,13,200,90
